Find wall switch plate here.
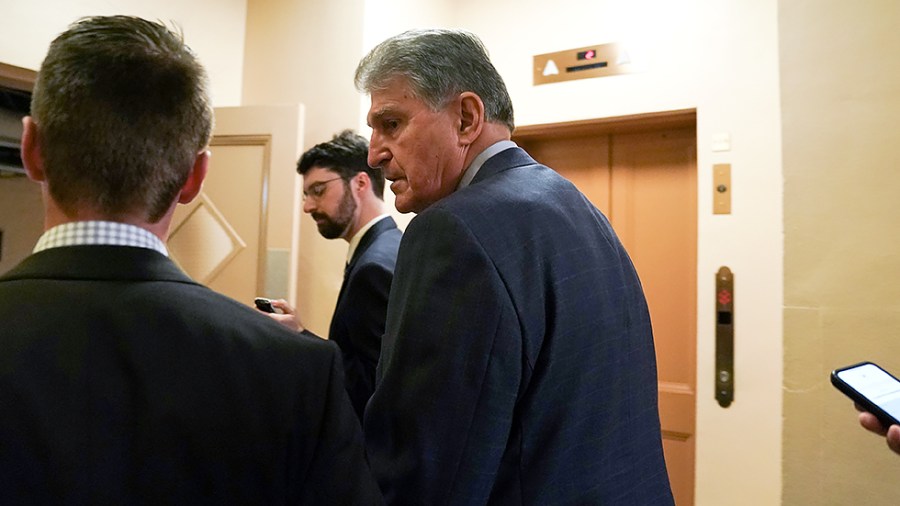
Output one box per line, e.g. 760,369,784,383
713,164,731,215
712,133,731,152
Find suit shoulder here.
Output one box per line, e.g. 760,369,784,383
141,281,340,356
357,229,401,266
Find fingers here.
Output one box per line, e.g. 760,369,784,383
270,299,296,315
857,411,900,455
267,312,301,332
887,425,900,455
859,411,888,436
254,298,304,332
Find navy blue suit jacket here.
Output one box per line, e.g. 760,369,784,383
330,216,401,420
0,245,382,505
365,147,673,505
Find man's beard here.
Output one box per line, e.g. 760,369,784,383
313,185,356,239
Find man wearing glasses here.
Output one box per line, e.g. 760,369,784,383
263,130,401,421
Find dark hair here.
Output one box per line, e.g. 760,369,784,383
354,28,514,133
297,130,384,199
30,15,213,222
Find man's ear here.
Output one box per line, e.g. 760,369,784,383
20,116,46,183
457,92,484,146
355,171,371,193
178,150,210,204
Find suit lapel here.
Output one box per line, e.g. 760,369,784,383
345,217,398,273
337,217,398,301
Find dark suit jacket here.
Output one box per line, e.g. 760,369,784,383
330,217,401,420
364,147,674,505
0,245,382,505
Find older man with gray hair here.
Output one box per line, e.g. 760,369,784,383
356,28,673,505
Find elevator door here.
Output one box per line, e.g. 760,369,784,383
515,114,697,506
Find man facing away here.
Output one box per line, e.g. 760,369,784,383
0,16,381,504
265,130,401,421
356,29,674,504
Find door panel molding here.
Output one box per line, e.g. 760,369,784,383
0,62,36,92
210,133,273,291
513,109,696,139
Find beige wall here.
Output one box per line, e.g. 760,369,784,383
780,1,900,504
0,0,248,106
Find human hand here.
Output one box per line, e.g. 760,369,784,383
258,298,305,332
857,408,900,455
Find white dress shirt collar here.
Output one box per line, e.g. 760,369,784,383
457,140,517,190
346,214,389,264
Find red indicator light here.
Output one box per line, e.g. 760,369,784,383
718,289,732,305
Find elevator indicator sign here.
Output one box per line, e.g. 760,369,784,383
533,42,639,85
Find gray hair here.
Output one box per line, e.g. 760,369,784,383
354,29,514,132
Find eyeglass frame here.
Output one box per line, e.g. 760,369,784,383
302,176,346,201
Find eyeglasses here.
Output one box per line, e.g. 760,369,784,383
302,176,344,201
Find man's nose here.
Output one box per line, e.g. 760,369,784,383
368,134,390,172
302,197,315,213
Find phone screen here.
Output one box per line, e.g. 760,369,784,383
836,363,900,424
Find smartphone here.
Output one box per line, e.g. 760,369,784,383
831,361,900,427
254,297,275,313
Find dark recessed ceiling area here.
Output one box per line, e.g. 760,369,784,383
0,86,30,115
0,86,29,175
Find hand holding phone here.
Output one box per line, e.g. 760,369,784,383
253,297,304,332
831,361,900,428
254,297,276,313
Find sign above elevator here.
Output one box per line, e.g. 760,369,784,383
533,42,638,85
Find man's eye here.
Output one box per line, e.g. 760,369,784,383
383,119,399,130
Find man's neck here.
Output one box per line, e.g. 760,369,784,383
460,122,512,177
43,196,174,243
344,199,386,243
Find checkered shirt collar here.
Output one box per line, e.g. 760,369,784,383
33,221,169,256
